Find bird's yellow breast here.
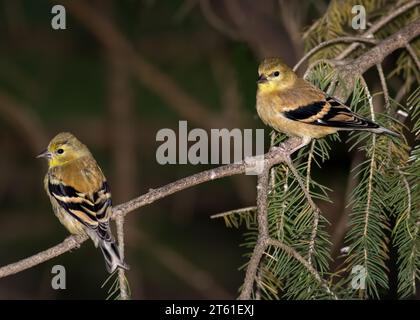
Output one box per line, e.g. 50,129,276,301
48,156,104,195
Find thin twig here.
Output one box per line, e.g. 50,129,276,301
269,132,277,189
396,169,412,236
334,19,420,100
116,217,129,300
303,59,336,79
293,37,377,72
363,135,375,277
376,63,390,111
348,19,420,74
267,239,338,299
0,235,88,278
302,15,321,40
210,206,256,219
285,155,321,268
360,78,376,287
405,43,420,71
305,141,318,267
285,157,322,221
306,141,315,190
277,165,289,242
396,168,417,291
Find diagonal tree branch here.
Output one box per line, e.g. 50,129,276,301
0,138,301,279
293,37,378,72
347,19,420,75
336,19,420,99
0,235,88,278
336,0,420,60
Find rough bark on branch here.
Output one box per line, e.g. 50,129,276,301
336,19,420,99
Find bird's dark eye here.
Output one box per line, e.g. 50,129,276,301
57,148,64,154
273,71,280,77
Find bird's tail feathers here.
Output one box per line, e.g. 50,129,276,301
370,126,400,138
99,239,129,273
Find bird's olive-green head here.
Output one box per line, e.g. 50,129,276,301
257,57,297,91
37,132,91,167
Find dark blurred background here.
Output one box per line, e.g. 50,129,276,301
0,0,396,299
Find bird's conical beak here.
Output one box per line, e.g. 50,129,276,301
36,149,52,159
257,74,267,83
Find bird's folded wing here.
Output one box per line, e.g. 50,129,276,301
48,180,112,240
283,96,379,129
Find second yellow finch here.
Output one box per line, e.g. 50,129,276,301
37,132,128,273
256,58,398,151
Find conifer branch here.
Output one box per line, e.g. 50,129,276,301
116,217,129,300
362,82,377,263
285,158,322,232
293,37,377,72
237,150,336,299
305,141,318,267
266,239,338,300
405,43,420,71
336,0,420,60
238,168,270,300
337,19,420,98
376,63,390,110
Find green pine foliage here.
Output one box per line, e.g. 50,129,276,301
221,65,341,300
215,0,418,299
391,88,420,298
342,79,406,299
303,0,388,59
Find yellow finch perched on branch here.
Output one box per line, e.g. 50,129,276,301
37,132,128,273
256,58,399,152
